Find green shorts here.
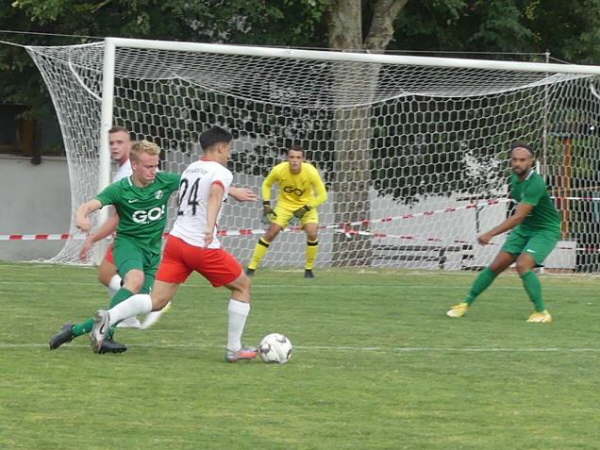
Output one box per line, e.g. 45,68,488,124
501,227,560,265
113,237,160,294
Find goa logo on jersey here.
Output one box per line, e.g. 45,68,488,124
283,185,305,196
154,190,164,200
132,205,166,224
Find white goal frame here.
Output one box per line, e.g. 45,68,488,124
98,37,600,194
23,36,600,270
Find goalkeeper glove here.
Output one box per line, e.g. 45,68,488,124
293,205,311,219
262,201,277,223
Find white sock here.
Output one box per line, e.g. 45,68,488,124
227,299,250,352
108,294,152,326
106,274,122,298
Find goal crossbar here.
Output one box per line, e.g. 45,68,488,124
106,37,600,75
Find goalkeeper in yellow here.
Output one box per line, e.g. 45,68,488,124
247,145,328,278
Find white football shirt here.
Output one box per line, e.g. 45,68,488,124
113,159,132,182
170,159,233,249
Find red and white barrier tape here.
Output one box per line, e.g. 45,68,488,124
0,233,72,241
335,229,596,252
0,198,511,241
318,198,511,231
0,195,597,249
0,228,588,252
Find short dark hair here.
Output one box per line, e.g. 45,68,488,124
288,144,304,155
200,126,232,151
510,142,535,157
109,125,130,135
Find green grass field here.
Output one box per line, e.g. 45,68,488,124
1,262,600,449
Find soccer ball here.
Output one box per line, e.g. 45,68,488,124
258,333,293,364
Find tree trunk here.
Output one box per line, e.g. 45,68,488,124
328,0,407,266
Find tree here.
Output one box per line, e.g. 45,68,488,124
327,0,408,266
1,1,329,118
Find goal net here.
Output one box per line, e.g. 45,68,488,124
25,38,600,271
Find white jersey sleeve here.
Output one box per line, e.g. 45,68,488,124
170,159,233,248
113,159,132,182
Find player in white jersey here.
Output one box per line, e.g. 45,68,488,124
90,126,259,362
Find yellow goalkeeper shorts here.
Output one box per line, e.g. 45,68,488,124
272,204,319,229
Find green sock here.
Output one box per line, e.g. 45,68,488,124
520,270,545,312
71,319,94,337
71,288,134,338
465,267,498,305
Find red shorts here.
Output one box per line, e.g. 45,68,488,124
104,245,115,264
156,235,242,287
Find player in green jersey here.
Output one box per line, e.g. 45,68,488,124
447,142,561,323
49,140,181,353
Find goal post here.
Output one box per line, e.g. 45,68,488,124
24,37,600,271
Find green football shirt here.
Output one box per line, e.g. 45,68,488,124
96,172,181,253
510,171,561,232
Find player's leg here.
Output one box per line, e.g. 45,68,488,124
247,206,292,274
90,236,191,350
63,266,142,341
468,250,515,302
447,251,516,318
49,241,143,351
518,231,559,323
107,238,148,311
139,254,173,329
194,243,256,361
139,299,172,329
63,267,143,352
91,280,180,352
98,246,122,297
70,241,145,337
99,246,142,329
224,272,257,362
112,265,143,329
302,209,320,278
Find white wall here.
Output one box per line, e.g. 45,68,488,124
0,155,71,261
0,154,576,270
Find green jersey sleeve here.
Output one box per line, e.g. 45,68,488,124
95,181,121,207
521,177,545,206
160,172,182,194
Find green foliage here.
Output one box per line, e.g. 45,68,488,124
0,0,329,117
467,0,536,52
4,0,600,117
390,0,600,61
393,0,536,55
522,0,600,63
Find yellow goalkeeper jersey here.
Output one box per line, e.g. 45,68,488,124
262,162,328,209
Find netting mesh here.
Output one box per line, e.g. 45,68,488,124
25,41,600,271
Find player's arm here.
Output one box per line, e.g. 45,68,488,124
261,168,278,221
229,186,258,202
91,211,119,241
478,203,534,245
307,169,328,209
79,212,119,260
75,199,103,233
261,168,277,203
203,182,225,247
293,168,328,219
77,181,119,233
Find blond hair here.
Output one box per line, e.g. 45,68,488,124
130,140,161,161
